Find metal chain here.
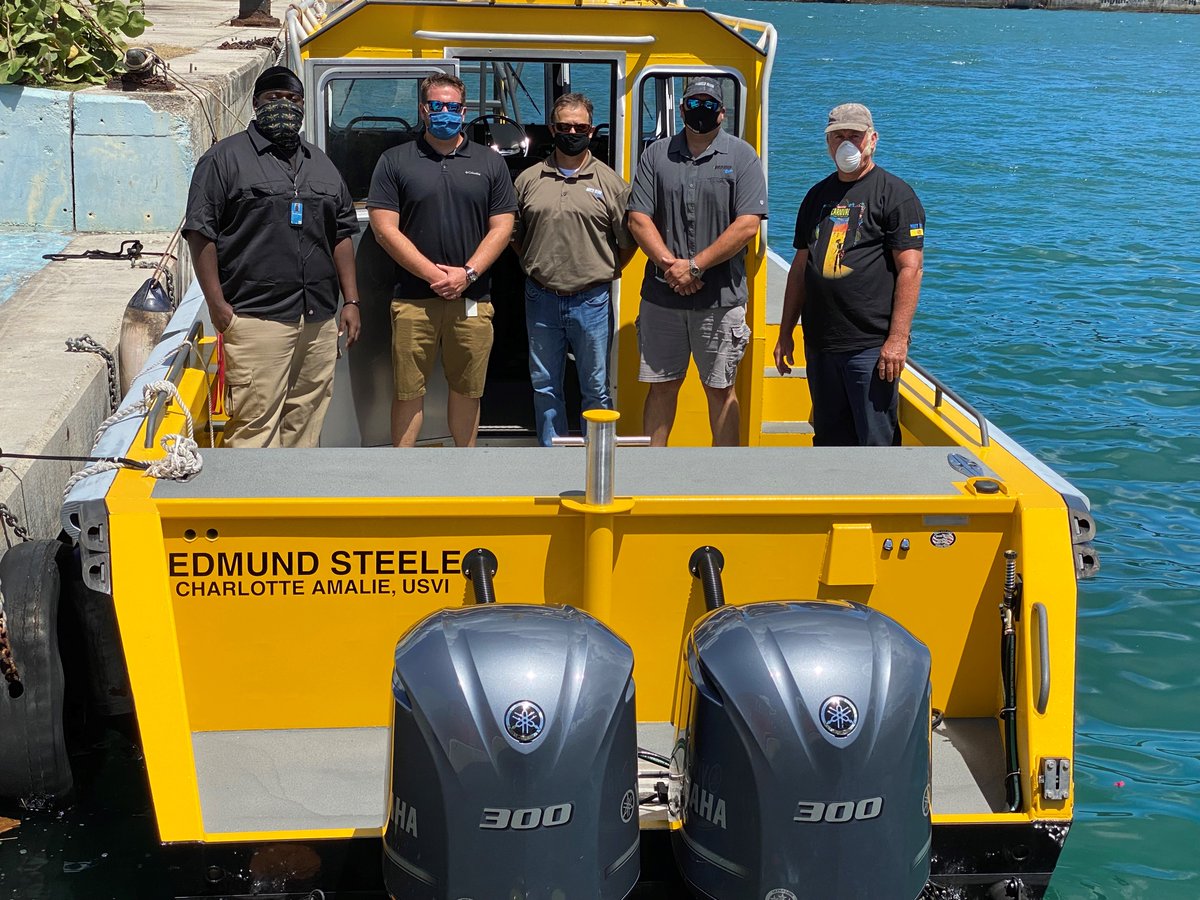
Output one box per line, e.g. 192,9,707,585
66,334,119,414
0,502,29,547
0,578,23,699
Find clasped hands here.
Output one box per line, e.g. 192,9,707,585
430,263,470,300
660,255,703,296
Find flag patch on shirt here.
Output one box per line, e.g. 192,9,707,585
586,186,605,200
909,224,924,237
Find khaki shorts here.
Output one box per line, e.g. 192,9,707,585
391,297,495,400
636,302,750,389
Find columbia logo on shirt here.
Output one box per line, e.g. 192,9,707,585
465,170,483,176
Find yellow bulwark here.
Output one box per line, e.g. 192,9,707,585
66,0,1091,892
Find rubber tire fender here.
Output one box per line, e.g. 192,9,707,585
0,539,73,800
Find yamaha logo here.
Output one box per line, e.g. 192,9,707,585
504,701,545,743
819,696,858,737
620,789,637,823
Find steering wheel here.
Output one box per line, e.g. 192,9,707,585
465,114,529,157
346,115,413,131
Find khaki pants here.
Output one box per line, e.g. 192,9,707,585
221,313,338,448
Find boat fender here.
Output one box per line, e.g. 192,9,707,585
0,540,74,801
118,277,173,398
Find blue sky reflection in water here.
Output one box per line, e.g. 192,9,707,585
703,2,1199,897
1,4,1199,897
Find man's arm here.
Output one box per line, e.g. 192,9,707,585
368,207,446,290
878,247,923,383
773,249,808,375
185,232,234,334
332,236,361,348
434,212,517,298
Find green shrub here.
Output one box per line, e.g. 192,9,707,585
0,0,150,86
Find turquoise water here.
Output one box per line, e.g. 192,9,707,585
3,5,1199,897
0,230,68,305
704,2,1200,897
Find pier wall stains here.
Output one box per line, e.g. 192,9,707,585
0,53,264,232
0,87,74,230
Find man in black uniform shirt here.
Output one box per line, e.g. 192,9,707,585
773,103,925,446
183,65,361,448
366,73,517,448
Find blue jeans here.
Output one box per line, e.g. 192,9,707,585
805,345,901,447
525,279,613,447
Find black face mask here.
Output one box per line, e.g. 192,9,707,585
683,106,721,135
553,130,592,157
256,98,304,152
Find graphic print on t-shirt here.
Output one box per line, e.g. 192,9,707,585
819,201,866,280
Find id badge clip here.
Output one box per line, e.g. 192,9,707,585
289,201,303,227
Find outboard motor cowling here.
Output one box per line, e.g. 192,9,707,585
385,604,640,900
672,600,931,900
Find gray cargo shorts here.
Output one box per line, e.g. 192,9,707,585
636,302,751,389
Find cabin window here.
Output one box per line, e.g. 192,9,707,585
323,76,424,200
637,72,741,156
453,58,619,172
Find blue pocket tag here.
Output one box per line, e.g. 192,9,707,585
290,201,303,227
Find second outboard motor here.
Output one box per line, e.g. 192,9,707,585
384,604,640,900
672,600,932,900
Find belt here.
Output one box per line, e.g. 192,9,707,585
532,277,609,297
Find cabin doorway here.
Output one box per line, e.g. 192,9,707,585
311,55,621,446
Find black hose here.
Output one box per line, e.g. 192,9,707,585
689,546,725,611
462,548,499,605
1001,625,1021,811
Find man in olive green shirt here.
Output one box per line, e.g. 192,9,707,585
513,93,636,446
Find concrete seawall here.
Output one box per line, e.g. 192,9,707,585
0,1,277,554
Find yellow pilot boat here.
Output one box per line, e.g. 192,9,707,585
0,1,1098,898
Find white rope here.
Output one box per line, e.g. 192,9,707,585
63,380,203,497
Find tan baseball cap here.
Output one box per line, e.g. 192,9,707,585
825,103,874,134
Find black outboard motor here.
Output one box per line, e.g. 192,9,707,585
384,602,640,900
673,599,932,900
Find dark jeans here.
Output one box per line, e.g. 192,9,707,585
805,345,900,447
525,279,613,447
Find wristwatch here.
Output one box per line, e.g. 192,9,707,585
464,265,479,284
688,258,702,279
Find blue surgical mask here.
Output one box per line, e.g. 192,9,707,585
428,110,463,141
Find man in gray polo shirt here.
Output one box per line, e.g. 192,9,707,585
627,76,767,447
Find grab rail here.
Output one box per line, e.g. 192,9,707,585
143,321,206,449
906,359,990,448
1033,602,1050,714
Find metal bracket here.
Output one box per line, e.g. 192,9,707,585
1039,757,1070,801
78,499,112,594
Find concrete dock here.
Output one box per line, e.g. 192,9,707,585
0,2,279,551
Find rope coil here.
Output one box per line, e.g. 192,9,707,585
63,379,203,498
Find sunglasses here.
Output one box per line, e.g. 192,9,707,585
424,100,464,113
684,98,721,112
551,122,592,135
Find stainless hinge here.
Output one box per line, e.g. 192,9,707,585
1040,757,1071,802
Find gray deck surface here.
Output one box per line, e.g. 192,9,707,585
192,718,1002,834
154,446,993,500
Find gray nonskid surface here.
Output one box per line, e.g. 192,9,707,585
155,446,992,500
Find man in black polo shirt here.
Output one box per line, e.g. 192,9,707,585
366,73,517,448
183,65,361,449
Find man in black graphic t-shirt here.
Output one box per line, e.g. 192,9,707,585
773,103,925,446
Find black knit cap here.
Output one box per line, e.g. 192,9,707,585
254,65,303,98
